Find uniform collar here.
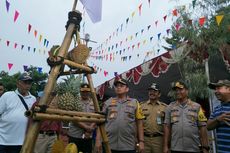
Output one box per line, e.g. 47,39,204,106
147,100,160,105
114,97,130,103
176,99,191,107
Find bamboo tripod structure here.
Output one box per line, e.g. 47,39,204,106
20,0,111,152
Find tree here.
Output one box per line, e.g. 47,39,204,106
0,66,48,96
164,0,230,100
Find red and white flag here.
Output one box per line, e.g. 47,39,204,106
80,0,102,23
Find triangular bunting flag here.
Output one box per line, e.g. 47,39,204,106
8,63,13,70
150,37,153,42
163,15,167,22
199,17,206,27
157,33,161,40
192,0,196,8
138,42,141,48
44,39,47,46
34,30,38,37
37,67,42,73
175,23,180,31
14,10,19,22
6,0,10,12
23,65,28,71
126,18,129,25
46,41,49,48
147,25,151,30
155,21,158,27
132,11,135,18
148,0,151,7
172,9,178,16
138,3,142,16
166,29,170,35
6,40,10,46
14,43,17,49
39,35,42,42
28,24,32,33
216,15,224,26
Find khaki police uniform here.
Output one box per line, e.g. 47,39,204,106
103,97,144,151
141,100,167,153
164,99,207,152
68,99,94,153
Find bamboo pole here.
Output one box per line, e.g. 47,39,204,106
25,107,105,119
32,113,105,123
86,74,111,153
20,1,78,153
63,59,96,73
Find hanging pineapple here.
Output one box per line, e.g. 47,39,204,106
55,75,83,111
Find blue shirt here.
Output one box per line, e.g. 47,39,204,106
210,102,230,153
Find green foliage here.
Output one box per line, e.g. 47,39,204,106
0,66,48,96
165,0,230,100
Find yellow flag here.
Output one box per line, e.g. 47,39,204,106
132,11,135,18
39,35,42,42
216,15,224,26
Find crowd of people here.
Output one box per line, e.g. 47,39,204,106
0,72,230,153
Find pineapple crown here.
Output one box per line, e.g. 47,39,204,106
56,75,81,96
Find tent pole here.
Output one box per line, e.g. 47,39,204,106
205,59,216,153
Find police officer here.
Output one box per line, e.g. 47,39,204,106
141,83,167,153
163,81,209,153
68,83,96,153
95,78,144,153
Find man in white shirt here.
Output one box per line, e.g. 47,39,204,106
0,72,36,153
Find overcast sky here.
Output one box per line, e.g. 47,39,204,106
0,0,191,86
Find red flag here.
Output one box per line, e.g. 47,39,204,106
138,3,142,16
34,30,37,38
14,10,19,22
175,23,180,31
172,9,178,16
28,24,32,33
14,43,17,49
199,17,206,27
8,63,13,70
163,15,167,22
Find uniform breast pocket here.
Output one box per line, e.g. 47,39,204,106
170,111,179,124
125,107,135,122
187,111,198,126
107,108,118,120
142,109,149,120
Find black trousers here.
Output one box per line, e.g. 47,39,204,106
0,145,22,153
68,136,93,153
111,150,136,153
171,151,200,153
